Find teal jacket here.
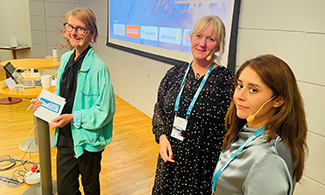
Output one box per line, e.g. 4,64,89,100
54,48,115,158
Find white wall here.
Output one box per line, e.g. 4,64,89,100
29,0,76,58
236,1,325,194
0,0,32,60
25,0,325,194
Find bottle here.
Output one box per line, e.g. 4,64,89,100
52,48,58,60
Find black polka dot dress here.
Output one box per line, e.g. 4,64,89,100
152,62,234,195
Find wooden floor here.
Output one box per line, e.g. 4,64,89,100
0,69,159,195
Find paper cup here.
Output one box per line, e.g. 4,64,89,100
41,75,52,89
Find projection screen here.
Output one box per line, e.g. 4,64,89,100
107,0,240,70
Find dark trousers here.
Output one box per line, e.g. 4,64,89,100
56,146,103,195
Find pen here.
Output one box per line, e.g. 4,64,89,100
26,96,40,111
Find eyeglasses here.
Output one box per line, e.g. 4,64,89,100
63,23,90,35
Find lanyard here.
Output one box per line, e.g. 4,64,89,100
211,125,265,192
174,62,214,118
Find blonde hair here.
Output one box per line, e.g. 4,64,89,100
65,7,98,43
190,15,226,63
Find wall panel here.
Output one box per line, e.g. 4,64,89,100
239,0,325,33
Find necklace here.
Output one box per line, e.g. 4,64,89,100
196,73,200,80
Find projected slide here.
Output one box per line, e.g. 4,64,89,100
108,0,237,65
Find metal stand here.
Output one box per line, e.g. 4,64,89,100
19,137,55,152
23,117,57,195
19,116,55,152
0,97,22,104
22,181,57,195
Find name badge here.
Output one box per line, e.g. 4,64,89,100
171,115,188,141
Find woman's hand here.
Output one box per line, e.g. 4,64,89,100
31,98,43,111
49,114,74,129
159,134,175,163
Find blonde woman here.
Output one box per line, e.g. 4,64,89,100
32,8,115,194
152,15,234,194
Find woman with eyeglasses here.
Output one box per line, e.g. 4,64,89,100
31,7,115,195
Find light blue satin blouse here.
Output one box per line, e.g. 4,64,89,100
213,125,294,195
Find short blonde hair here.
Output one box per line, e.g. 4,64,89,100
65,7,98,43
191,15,226,63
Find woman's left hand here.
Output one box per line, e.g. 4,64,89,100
49,114,74,129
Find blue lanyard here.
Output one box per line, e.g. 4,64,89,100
211,125,265,192
174,62,214,117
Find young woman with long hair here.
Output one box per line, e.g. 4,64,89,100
212,54,308,195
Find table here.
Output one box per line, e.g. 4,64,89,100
0,81,55,99
0,58,60,104
0,81,56,152
0,46,31,59
0,81,57,194
0,58,60,70
0,47,31,103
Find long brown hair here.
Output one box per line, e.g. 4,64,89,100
222,54,308,182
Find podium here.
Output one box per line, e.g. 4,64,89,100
22,117,57,195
